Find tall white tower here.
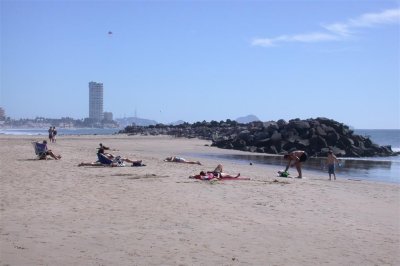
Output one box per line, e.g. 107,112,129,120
89,81,104,121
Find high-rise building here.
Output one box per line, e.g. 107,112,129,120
0,107,5,121
103,112,113,121
89,81,103,121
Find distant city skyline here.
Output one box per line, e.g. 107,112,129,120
1,1,399,129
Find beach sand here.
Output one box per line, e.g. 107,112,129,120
1,135,399,265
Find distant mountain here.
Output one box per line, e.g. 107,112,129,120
235,115,260,124
115,117,158,127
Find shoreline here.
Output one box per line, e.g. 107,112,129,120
1,135,399,265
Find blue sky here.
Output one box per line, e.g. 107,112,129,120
1,0,399,129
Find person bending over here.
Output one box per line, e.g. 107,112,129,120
283,150,308,179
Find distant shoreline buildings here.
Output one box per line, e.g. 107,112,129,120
0,82,119,128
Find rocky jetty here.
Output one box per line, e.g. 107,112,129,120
120,118,398,158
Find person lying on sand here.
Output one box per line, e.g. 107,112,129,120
78,155,143,167
190,164,240,180
208,164,240,179
164,156,201,165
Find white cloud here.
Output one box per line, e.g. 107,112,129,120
252,8,400,47
252,32,339,47
349,8,400,27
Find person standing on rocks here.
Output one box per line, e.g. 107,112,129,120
283,150,308,178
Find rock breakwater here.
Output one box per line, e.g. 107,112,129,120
120,118,398,157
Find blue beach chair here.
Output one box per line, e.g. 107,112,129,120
97,153,113,165
32,142,48,160
97,153,125,167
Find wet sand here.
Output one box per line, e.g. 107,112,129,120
1,135,399,265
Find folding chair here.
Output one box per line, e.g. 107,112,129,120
32,142,48,160
97,153,113,165
97,153,125,167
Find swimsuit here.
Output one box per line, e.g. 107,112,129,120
173,157,185,162
328,164,335,174
299,152,308,162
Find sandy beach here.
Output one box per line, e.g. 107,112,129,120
0,134,399,265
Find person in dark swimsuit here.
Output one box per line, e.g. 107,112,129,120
283,150,308,178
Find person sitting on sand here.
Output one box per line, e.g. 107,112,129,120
97,143,112,156
96,143,123,160
283,150,308,179
42,140,62,160
164,156,201,165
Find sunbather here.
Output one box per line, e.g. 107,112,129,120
98,151,142,165
79,145,143,167
208,164,240,179
164,156,201,165
190,164,240,179
78,156,143,167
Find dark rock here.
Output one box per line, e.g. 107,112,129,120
265,145,279,154
277,119,287,129
309,136,328,151
315,126,327,136
326,132,340,145
256,147,265,153
264,121,279,132
270,132,282,143
255,138,271,147
288,120,310,131
232,139,247,149
254,131,269,141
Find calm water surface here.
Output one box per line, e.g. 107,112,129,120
191,153,399,184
